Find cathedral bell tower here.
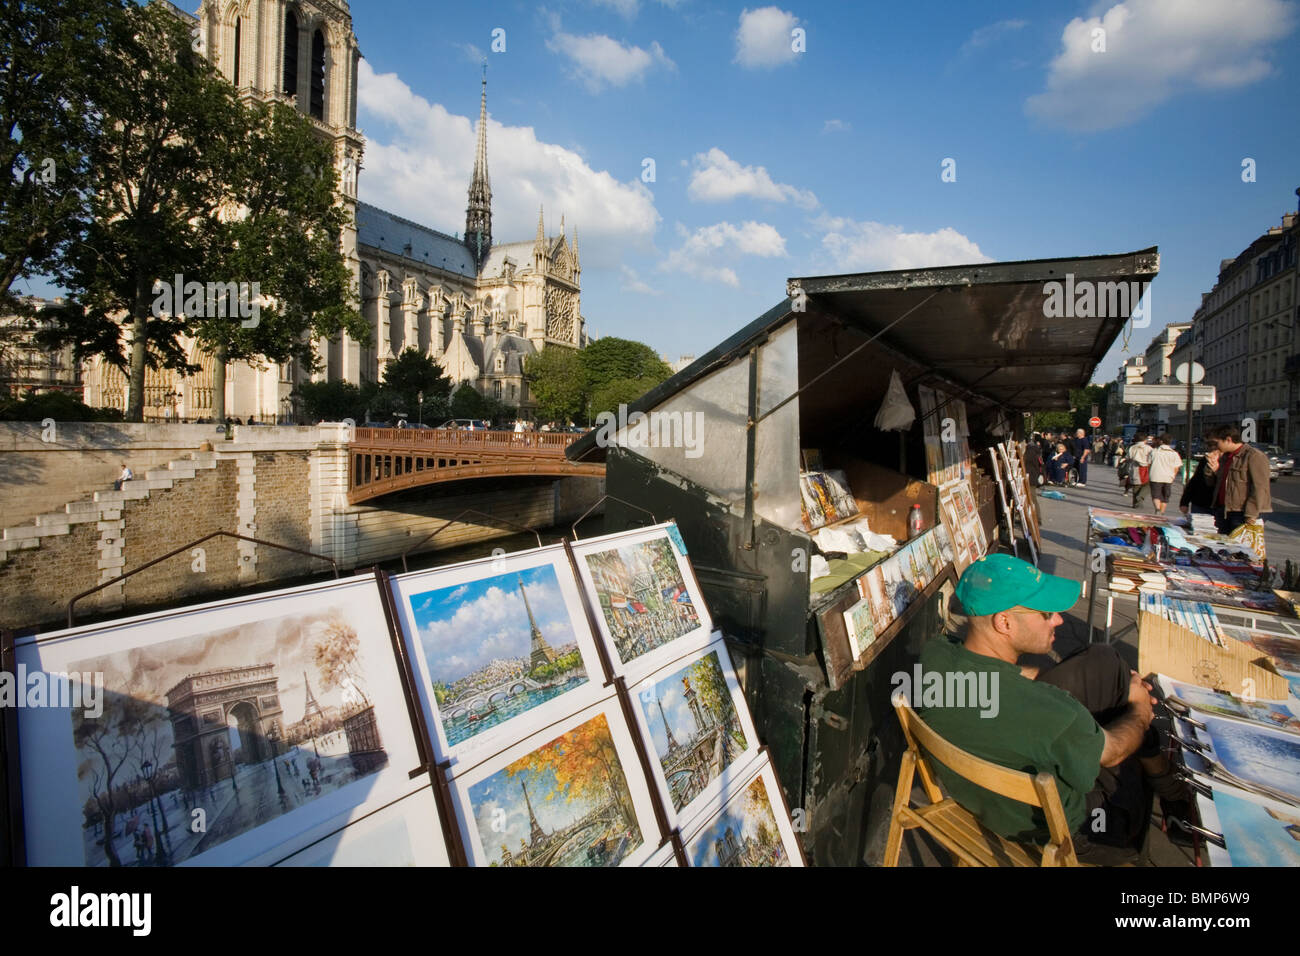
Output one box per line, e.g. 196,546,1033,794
464,66,493,272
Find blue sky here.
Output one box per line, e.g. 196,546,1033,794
20,0,1300,390
348,0,1300,386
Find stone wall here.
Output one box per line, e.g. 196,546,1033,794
0,423,603,632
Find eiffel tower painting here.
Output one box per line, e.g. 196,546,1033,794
520,577,558,672
302,671,324,721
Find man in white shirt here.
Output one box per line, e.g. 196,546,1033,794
1147,435,1183,514
114,462,134,491
1125,434,1154,508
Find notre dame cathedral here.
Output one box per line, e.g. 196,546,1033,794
82,0,586,422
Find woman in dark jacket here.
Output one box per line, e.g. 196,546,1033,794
1023,438,1044,489
1179,447,1220,515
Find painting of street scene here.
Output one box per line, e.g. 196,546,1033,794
637,648,748,814
408,564,588,748
468,712,644,866
583,536,701,664
69,607,389,867
687,773,790,867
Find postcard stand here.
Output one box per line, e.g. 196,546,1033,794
373,568,470,867
0,628,25,866
985,450,1019,559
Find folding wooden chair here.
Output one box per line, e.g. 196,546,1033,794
883,692,1082,867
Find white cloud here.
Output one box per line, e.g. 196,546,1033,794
357,61,659,270
458,42,485,64
1027,0,1295,132
591,0,641,16
959,18,1027,56
547,30,676,91
660,220,787,286
687,148,818,208
822,118,850,133
620,264,661,295
814,215,990,272
735,6,801,69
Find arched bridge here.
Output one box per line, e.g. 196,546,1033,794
348,428,605,503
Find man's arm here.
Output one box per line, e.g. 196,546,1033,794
1099,672,1154,767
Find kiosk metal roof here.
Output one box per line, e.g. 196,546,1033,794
569,246,1158,459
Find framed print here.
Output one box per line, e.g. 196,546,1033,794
1196,715,1300,804
682,758,804,867
271,785,451,867
921,530,944,576
860,566,895,636
448,696,660,867
880,555,913,617
570,522,713,682
1197,783,1300,867
843,598,878,660
389,544,606,769
902,540,931,592
627,638,761,830
13,576,425,867
935,524,956,567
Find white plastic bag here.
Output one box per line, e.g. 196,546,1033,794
874,370,916,432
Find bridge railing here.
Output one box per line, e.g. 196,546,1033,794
353,427,581,454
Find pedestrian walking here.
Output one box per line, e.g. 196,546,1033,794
1147,434,1182,515
1127,433,1154,508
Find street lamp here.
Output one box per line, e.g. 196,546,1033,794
269,726,286,799
139,760,169,866
418,390,424,426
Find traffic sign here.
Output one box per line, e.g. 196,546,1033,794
1121,383,1217,406
1088,416,1101,428
1174,361,1205,385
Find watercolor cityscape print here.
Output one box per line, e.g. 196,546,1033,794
584,536,700,664
408,564,587,747
638,649,748,813
69,607,388,867
469,712,643,867
1205,716,1300,804
687,773,789,867
1213,790,1300,867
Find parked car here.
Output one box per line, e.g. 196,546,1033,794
437,418,491,430
1267,444,1295,476
1248,443,1286,481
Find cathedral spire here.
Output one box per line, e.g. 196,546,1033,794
536,205,545,245
465,65,492,271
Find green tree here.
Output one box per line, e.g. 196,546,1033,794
524,346,584,423
448,383,515,424
580,337,672,400
0,389,123,422
382,348,453,423
588,376,664,419
49,3,245,421
0,0,124,308
294,378,365,423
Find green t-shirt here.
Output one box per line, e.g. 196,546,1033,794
915,637,1104,843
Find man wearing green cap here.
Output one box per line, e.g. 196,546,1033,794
916,554,1171,862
